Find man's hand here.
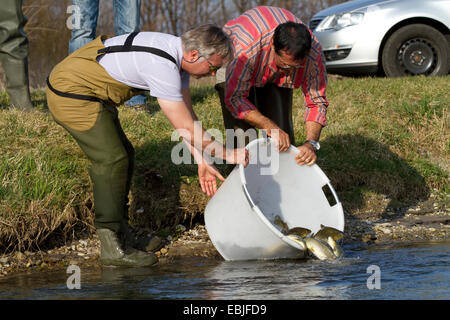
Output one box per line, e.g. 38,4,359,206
295,121,323,166
267,127,291,152
295,142,317,166
244,109,291,152
198,162,225,197
198,148,249,197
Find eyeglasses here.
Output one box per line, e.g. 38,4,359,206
201,56,221,72
278,63,304,69
275,54,304,69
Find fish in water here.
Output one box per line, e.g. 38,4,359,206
313,224,344,259
327,236,344,258
287,231,336,261
274,217,344,260
314,224,344,242
286,227,311,238
286,234,307,251
304,237,337,261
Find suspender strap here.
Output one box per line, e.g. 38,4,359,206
97,32,177,65
123,31,139,50
46,77,104,104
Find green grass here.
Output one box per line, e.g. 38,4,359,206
315,75,449,210
0,75,449,251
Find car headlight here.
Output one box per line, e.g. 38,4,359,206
316,11,365,31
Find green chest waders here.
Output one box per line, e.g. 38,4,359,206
0,0,33,110
46,32,177,234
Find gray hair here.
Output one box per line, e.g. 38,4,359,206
181,24,233,62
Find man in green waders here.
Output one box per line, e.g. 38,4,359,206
0,0,34,111
46,25,249,267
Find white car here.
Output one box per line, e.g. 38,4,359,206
309,0,450,76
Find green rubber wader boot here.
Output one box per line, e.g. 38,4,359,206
1,56,33,111
97,228,158,267
120,221,163,253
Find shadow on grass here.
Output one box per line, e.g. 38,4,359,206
318,134,430,223
129,139,211,235
142,96,160,116
190,86,217,105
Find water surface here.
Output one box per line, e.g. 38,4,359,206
0,241,448,300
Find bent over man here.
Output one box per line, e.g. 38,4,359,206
46,25,248,267
216,6,328,166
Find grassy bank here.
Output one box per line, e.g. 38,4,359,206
0,75,448,252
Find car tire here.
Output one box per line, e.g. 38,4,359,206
382,24,449,77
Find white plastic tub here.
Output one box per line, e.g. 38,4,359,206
204,138,344,261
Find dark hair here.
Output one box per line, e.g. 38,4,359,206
273,22,312,60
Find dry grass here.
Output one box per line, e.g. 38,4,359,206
0,107,94,252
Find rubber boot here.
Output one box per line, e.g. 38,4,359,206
1,55,33,111
97,228,158,267
120,221,163,253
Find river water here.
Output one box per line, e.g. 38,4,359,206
0,241,448,300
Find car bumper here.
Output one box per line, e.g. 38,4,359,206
313,23,382,73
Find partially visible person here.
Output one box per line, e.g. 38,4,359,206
47,25,249,267
0,0,33,111
69,0,146,108
216,6,328,166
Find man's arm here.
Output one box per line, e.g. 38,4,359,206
168,90,231,196
157,97,248,164
181,88,195,119
295,38,328,166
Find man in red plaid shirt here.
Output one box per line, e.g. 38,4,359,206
215,6,328,166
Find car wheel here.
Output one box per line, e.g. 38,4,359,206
382,24,449,77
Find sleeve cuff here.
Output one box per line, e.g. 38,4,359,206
304,105,327,127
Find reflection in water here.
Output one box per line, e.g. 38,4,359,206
204,259,349,300
0,241,448,299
